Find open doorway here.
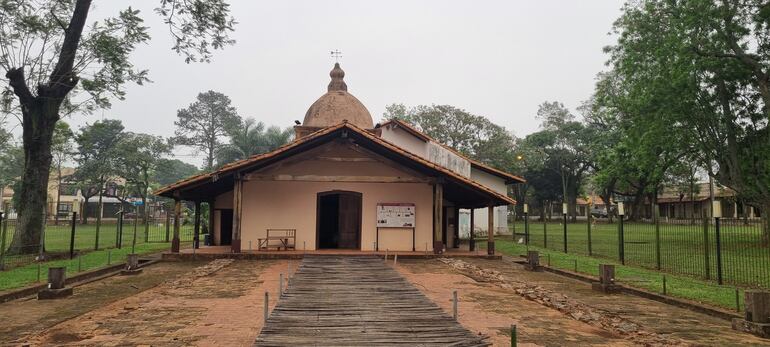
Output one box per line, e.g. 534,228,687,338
317,191,362,249
219,209,233,245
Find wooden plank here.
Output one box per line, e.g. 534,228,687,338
316,156,377,162
255,256,489,346
245,174,429,183
232,174,243,252
487,204,495,255
433,183,443,252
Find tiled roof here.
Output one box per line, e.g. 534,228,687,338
379,119,525,183
155,122,516,205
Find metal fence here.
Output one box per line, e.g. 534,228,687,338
514,214,770,289
0,212,197,271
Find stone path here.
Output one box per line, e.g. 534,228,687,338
255,255,489,346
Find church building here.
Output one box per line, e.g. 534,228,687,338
155,63,523,255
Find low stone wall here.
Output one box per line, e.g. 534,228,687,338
438,258,689,346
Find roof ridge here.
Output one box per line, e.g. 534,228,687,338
382,119,525,183
156,122,515,205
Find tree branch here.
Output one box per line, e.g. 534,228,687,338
46,0,92,98
5,67,34,106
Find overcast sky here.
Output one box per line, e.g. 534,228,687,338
69,0,625,166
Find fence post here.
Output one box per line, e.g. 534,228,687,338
703,217,711,280
165,210,171,242
116,211,124,249
543,219,548,249
69,212,77,259
618,204,625,265
144,208,149,243
587,210,592,256
452,290,458,320
524,210,529,245
715,215,723,285
562,207,568,253
0,212,6,270
132,206,138,254
654,204,661,270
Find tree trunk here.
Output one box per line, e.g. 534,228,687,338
7,104,58,255
81,193,92,224
54,162,62,225
4,0,91,255
95,179,103,249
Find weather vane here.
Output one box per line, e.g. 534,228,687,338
330,49,342,62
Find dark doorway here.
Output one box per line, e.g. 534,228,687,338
317,191,362,249
220,209,233,245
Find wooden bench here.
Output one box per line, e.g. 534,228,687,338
258,229,296,251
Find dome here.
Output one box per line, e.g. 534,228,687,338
303,63,373,129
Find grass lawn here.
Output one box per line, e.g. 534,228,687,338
0,242,174,291
481,238,745,312
508,219,770,289
1,220,196,269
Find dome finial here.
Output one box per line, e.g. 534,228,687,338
328,62,347,92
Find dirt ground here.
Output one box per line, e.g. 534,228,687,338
2,256,769,347
396,257,770,347
1,259,299,347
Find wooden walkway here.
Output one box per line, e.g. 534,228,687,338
255,256,489,346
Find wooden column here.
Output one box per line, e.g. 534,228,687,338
469,208,475,251
433,182,443,254
453,206,460,248
231,174,243,253
208,200,215,246
171,199,181,253
487,203,495,255
193,201,201,249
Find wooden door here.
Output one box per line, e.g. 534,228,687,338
337,193,361,249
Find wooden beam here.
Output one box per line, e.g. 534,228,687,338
244,174,430,183
487,204,495,255
469,208,475,251
315,156,377,162
208,200,215,246
433,183,443,254
171,199,181,253
232,174,243,253
193,201,201,249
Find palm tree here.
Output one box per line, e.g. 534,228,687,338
215,118,293,167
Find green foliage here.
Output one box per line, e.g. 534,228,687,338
154,159,199,186
51,121,74,172
603,0,770,215
382,103,517,170
215,117,293,167
516,102,593,218
115,132,172,200
173,90,242,170
74,119,125,199
155,0,237,63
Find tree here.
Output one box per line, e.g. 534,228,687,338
605,0,769,226
215,118,292,166
116,132,172,238
174,90,241,170
73,119,124,250
0,144,23,213
517,102,593,221
383,103,517,169
1,0,236,254
51,121,74,223
154,159,199,186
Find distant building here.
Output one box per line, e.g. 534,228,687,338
0,168,156,221
567,183,763,220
